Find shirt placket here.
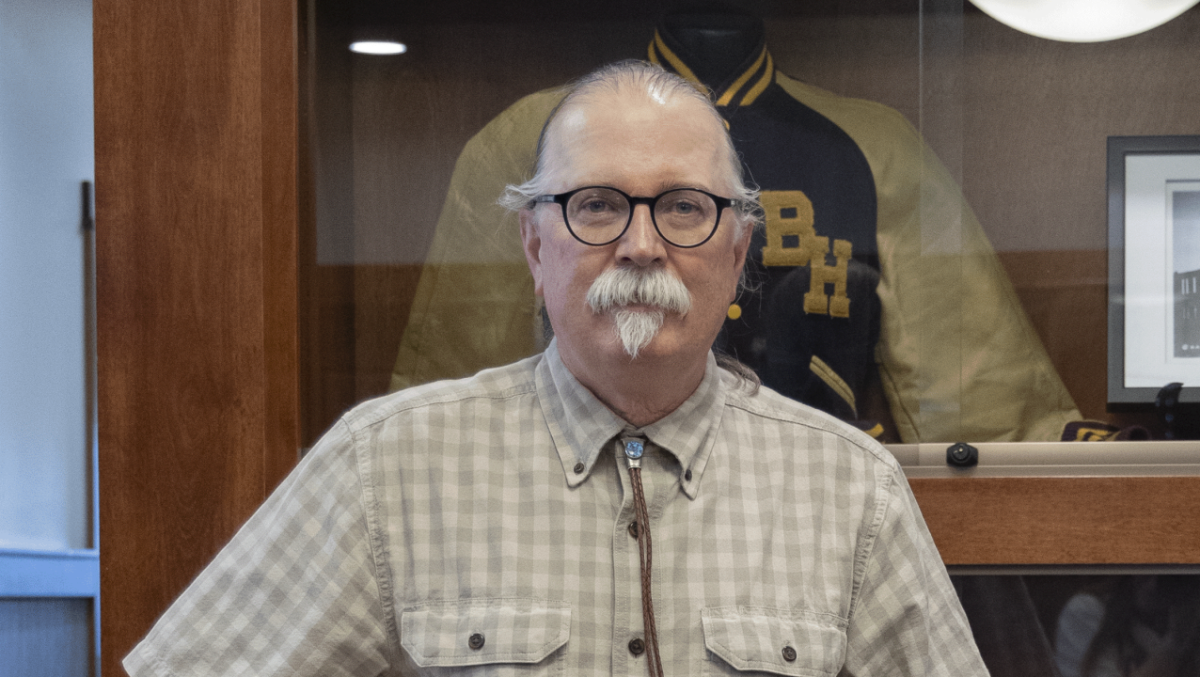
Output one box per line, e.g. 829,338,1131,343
610,436,674,677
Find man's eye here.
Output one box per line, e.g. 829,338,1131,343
664,199,701,215
582,199,615,212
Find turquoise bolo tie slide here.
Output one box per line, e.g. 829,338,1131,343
624,439,644,459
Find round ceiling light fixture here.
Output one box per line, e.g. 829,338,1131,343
969,0,1199,42
349,41,408,55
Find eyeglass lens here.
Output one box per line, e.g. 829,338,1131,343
564,188,718,246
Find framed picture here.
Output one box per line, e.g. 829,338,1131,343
1108,135,1200,406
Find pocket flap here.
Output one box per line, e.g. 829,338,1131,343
400,598,571,667
702,607,846,676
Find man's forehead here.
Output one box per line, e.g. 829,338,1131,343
542,90,727,189
553,88,717,139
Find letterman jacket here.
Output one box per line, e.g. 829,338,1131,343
389,31,1080,443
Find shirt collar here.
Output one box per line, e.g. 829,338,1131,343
646,27,776,109
535,339,727,499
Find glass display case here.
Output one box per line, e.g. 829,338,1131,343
300,0,1200,444
297,1,1200,675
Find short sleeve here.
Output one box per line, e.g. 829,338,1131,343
123,419,397,677
842,466,989,676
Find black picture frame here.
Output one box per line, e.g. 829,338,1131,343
1108,135,1200,408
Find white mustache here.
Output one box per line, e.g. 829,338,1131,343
586,267,692,316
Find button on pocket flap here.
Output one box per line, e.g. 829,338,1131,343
701,607,847,676
401,598,571,667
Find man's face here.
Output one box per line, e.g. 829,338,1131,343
520,89,751,373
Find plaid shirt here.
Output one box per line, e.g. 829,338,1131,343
125,340,986,677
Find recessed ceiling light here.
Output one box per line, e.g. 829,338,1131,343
349,41,408,55
970,0,1199,42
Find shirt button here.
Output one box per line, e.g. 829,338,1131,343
782,645,796,662
628,638,645,656
684,469,692,481
573,462,585,474
468,633,485,650
628,521,639,539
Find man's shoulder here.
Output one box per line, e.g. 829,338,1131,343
721,376,900,469
342,354,543,433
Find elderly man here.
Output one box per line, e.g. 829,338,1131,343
125,61,986,676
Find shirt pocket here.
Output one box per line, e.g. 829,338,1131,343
400,597,571,674
701,606,847,677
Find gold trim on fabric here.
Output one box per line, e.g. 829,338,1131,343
809,355,856,414
1068,424,1119,442
739,52,774,106
651,31,703,87
715,47,767,107
647,41,661,66
862,423,885,439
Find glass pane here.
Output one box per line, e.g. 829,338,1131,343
953,573,1200,677
303,2,1200,449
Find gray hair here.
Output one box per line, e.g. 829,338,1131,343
499,60,762,235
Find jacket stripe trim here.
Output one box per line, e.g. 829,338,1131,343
649,31,703,87
715,46,767,107
739,52,775,106
810,355,857,415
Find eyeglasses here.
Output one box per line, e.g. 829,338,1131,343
533,186,736,248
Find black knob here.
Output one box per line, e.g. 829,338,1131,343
946,442,978,468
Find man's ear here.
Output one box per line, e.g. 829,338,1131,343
520,209,545,297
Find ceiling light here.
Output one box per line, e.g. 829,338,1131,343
970,0,1199,42
349,41,408,55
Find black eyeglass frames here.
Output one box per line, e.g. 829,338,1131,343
532,186,736,248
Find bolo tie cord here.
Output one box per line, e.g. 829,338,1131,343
624,438,665,677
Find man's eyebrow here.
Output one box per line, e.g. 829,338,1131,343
564,178,718,195
642,181,718,195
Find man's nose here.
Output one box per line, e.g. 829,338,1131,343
615,204,667,266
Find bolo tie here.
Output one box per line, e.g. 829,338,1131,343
622,436,664,677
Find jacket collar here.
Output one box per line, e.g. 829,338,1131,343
647,26,775,109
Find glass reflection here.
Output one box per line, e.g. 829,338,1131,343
953,575,1200,677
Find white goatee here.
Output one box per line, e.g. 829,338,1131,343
586,267,692,358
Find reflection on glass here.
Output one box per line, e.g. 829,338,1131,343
952,576,1200,677
1172,190,1200,358
1056,577,1200,677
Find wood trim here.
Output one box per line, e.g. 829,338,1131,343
95,0,299,674
261,0,302,487
911,476,1200,565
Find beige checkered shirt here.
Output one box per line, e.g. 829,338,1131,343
125,340,986,677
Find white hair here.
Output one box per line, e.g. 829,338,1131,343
499,60,762,236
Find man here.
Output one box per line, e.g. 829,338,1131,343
125,62,987,676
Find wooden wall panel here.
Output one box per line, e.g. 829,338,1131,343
912,476,1200,565
94,0,299,674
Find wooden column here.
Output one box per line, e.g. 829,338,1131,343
94,0,300,674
